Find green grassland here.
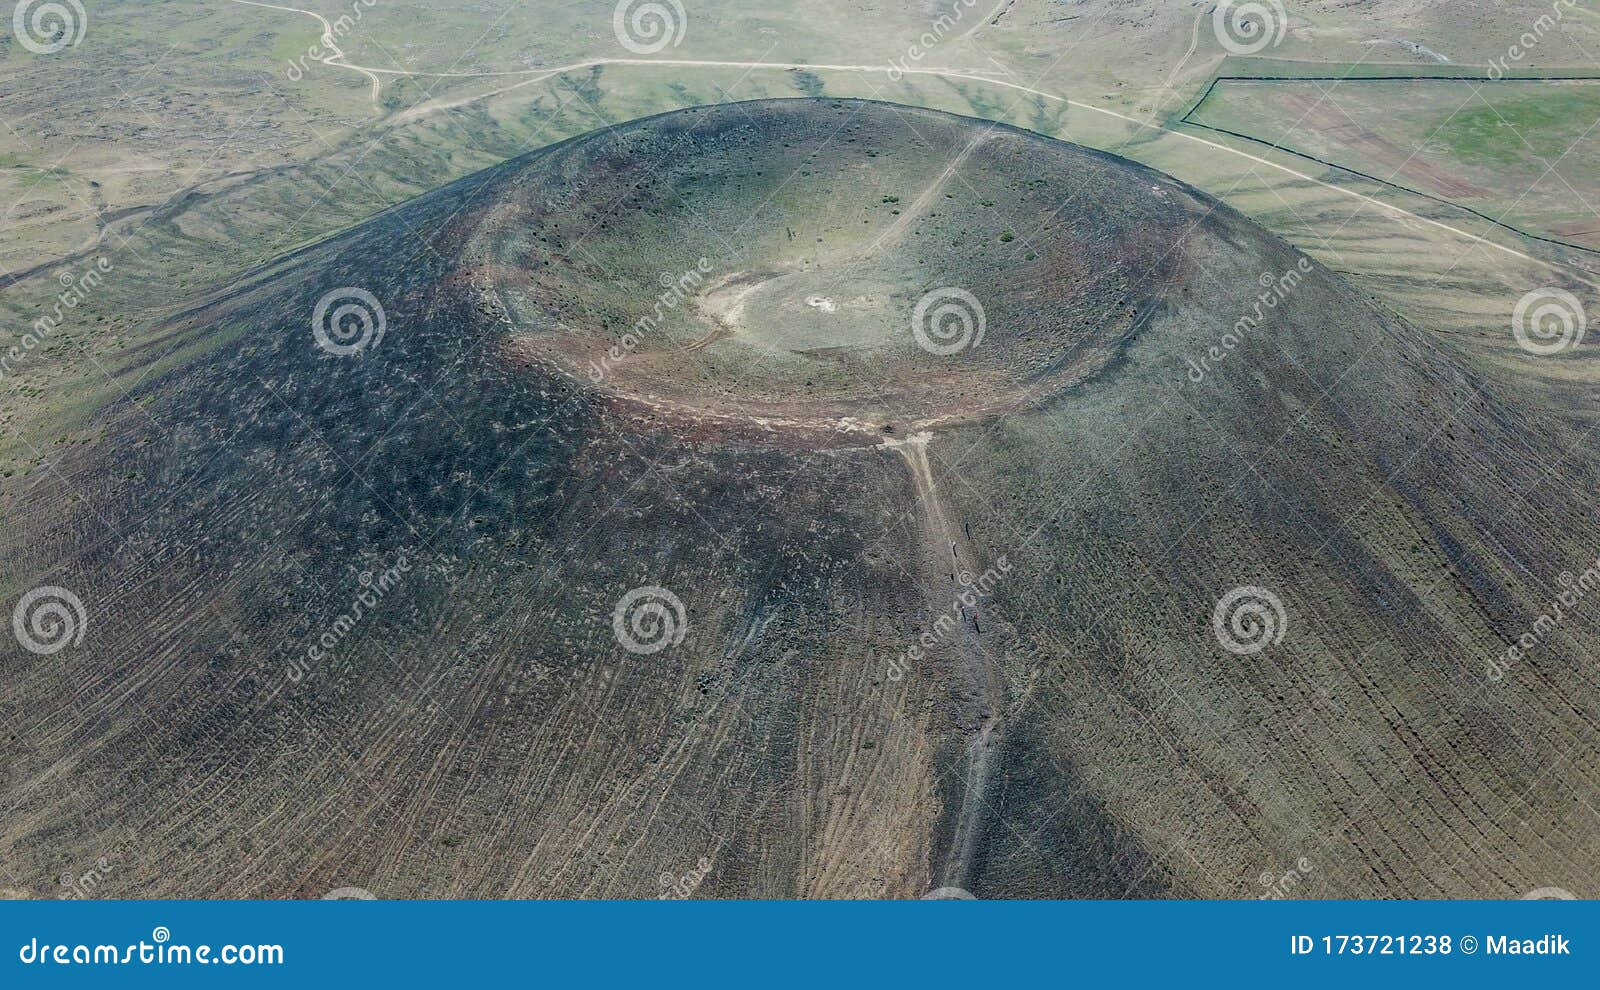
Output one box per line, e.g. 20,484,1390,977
1437,85,1600,165
1187,77,1600,251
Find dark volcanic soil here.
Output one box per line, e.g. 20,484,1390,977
3,100,1599,900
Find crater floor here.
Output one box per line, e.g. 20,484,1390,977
478,100,1194,436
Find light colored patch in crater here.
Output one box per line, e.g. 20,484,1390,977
695,267,907,360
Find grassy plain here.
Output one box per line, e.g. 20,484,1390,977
1188,77,1600,250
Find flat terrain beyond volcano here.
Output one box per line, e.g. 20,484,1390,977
4,99,1599,899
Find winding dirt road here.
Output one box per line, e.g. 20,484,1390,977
225,0,1596,286
232,0,383,105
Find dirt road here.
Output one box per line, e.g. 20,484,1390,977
888,431,1002,891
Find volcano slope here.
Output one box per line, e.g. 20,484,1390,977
4,99,1599,900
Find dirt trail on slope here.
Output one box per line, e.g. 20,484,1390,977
887,431,1003,891
859,133,990,260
